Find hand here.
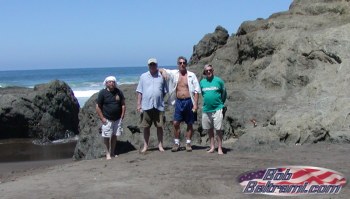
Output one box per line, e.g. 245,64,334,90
102,117,107,125
137,105,142,113
192,104,198,112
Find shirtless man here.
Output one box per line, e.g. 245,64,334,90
160,56,201,152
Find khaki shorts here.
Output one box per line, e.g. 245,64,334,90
101,119,123,138
140,108,164,128
202,109,223,130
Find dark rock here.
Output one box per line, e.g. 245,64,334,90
188,0,350,151
232,128,286,152
0,80,80,141
127,125,141,134
189,26,229,65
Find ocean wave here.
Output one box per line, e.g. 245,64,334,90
73,90,99,98
118,81,138,85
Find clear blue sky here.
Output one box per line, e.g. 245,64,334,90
0,0,292,71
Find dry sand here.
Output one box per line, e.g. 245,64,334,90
0,143,349,199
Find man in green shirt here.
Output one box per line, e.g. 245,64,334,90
200,64,227,154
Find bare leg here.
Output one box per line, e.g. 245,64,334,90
104,137,112,160
110,135,117,157
173,121,181,140
186,124,193,141
216,130,223,155
141,127,150,153
207,128,215,153
171,121,181,152
157,127,164,152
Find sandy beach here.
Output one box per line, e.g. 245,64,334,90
0,142,349,199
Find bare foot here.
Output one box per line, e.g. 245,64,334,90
159,147,165,152
218,149,224,155
207,148,215,153
106,154,112,160
140,147,147,153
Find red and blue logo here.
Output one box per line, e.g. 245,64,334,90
238,166,346,196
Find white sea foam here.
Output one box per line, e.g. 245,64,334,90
73,90,99,106
73,90,99,98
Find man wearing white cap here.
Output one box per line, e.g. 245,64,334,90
136,58,168,153
96,76,126,159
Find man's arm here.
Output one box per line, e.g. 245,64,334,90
221,79,227,103
193,92,199,111
121,99,126,120
96,104,107,124
192,73,201,111
158,68,169,80
137,92,142,113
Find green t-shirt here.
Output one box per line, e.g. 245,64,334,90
200,76,226,113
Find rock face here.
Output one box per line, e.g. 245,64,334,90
189,26,229,65
188,0,350,150
0,80,80,141
74,0,350,159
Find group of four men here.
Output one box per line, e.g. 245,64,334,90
96,56,226,160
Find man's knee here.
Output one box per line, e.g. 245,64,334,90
173,121,180,127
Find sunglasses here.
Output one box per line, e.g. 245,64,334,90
205,69,213,73
178,62,187,65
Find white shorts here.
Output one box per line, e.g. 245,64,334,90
101,119,123,138
202,109,223,130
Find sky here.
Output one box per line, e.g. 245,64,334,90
0,0,292,71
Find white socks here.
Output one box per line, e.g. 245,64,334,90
174,139,191,145
175,139,180,145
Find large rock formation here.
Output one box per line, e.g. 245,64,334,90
0,80,80,142
74,0,350,159
188,0,350,150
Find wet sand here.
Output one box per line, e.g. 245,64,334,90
0,142,349,199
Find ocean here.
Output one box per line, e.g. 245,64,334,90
0,66,176,106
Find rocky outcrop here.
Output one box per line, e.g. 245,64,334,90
0,80,80,142
189,0,350,150
189,26,229,65
74,0,350,159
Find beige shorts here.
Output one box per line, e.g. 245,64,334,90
140,108,164,128
202,109,223,130
101,119,123,138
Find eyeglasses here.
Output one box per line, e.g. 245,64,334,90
149,63,157,66
205,69,213,73
178,62,187,65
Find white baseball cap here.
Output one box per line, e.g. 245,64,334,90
148,58,158,65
